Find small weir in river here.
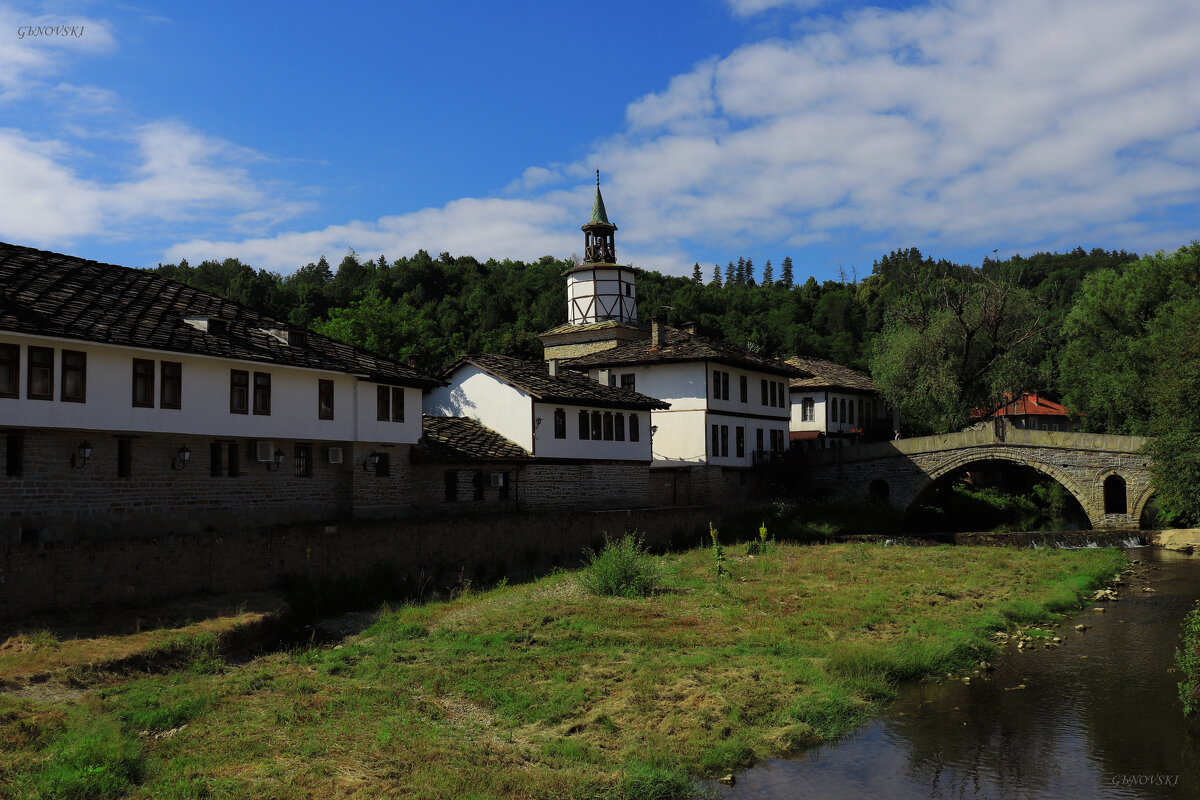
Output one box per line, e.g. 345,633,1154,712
711,543,1200,800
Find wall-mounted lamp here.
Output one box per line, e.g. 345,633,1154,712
70,441,92,469
171,444,191,471
649,425,659,438
267,448,286,471
534,417,543,432
362,450,380,472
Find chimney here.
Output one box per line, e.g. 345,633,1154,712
548,358,559,378
406,355,417,369
597,368,611,386
682,321,697,335
651,318,662,348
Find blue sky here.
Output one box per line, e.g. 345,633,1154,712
2,0,1198,281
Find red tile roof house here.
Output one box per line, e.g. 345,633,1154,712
971,393,1079,432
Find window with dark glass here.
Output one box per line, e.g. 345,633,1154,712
6,433,23,477
444,470,458,501
615,413,625,441
736,426,745,458
499,473,511,500
848,399,855,424
722,372,729,400
831,396,838,423
769,380,777,407
711,424,719,457
376,452,390,477
0,344,17,398
756,428,764,453
253,372,271,415
554,408,566,439
117,438,132,478
603,412,614,441
761,379,768,405
473,470,485,500
720,425,729,457
230,370,248,414
160,361,181,409
318,379,334,419
578,410,590,440
740,375,748,403
391,387,404,422
294,444,312,477
61,350,86,403
29,346,53,400
620,373,636,391
629,414,640,442
132,358,154,407
713,370,721,399
377,385,390,421
591,410,603,440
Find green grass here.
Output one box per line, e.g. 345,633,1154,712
0,541,1124,800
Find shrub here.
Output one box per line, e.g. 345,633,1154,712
710,523,729,578
1178,600,1200,716
579,534,663,598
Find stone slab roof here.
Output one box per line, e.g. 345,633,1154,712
413,416,532,463
446,353,669,410
539,319,647,338
562,325,805,377
0,241,439,387
786,356,878,393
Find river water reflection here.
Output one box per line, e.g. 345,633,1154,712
714,547,1200,800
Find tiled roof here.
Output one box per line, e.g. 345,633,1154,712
0,241,439,387
447,353,669,410
413,416,532,462
982,393,1073,419
561,325,805,377
539,319,647,337
786,356,878,393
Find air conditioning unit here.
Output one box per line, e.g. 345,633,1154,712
325,446,344,464
255,441,275,462
488,472,506,488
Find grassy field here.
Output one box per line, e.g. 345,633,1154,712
0,539,1124,799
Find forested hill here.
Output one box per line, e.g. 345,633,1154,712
150,245,1134,376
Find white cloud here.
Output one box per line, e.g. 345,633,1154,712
0,122,292,244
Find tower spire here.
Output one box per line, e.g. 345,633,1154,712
583,170,616,263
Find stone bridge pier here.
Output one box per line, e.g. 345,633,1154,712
796,424,1154,529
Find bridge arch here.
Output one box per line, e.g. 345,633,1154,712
913,447,1092,518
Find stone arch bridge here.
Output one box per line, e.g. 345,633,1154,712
795,424,1153,528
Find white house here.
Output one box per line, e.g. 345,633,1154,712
0,241,441,540
786,356,897,448
423,353,669,509
563,322,800,469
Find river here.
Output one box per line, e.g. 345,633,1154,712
713,546,1200,800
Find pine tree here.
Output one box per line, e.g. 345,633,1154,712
712,264,722,286
691,262,703,284
745,257,756,286
725,261,735,285
762,259,774,285
736,256,746,285
781,255,794,288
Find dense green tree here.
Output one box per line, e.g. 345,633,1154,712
762,259,774,285
691,262,703,284
871,269,1049,434
780,256,794,288
711,264,722,286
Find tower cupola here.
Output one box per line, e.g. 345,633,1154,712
565,172,638,325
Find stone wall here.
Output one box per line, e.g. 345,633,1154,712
410,461,520,516
0,506,715,618
519,462,652,510
1,428,363,541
